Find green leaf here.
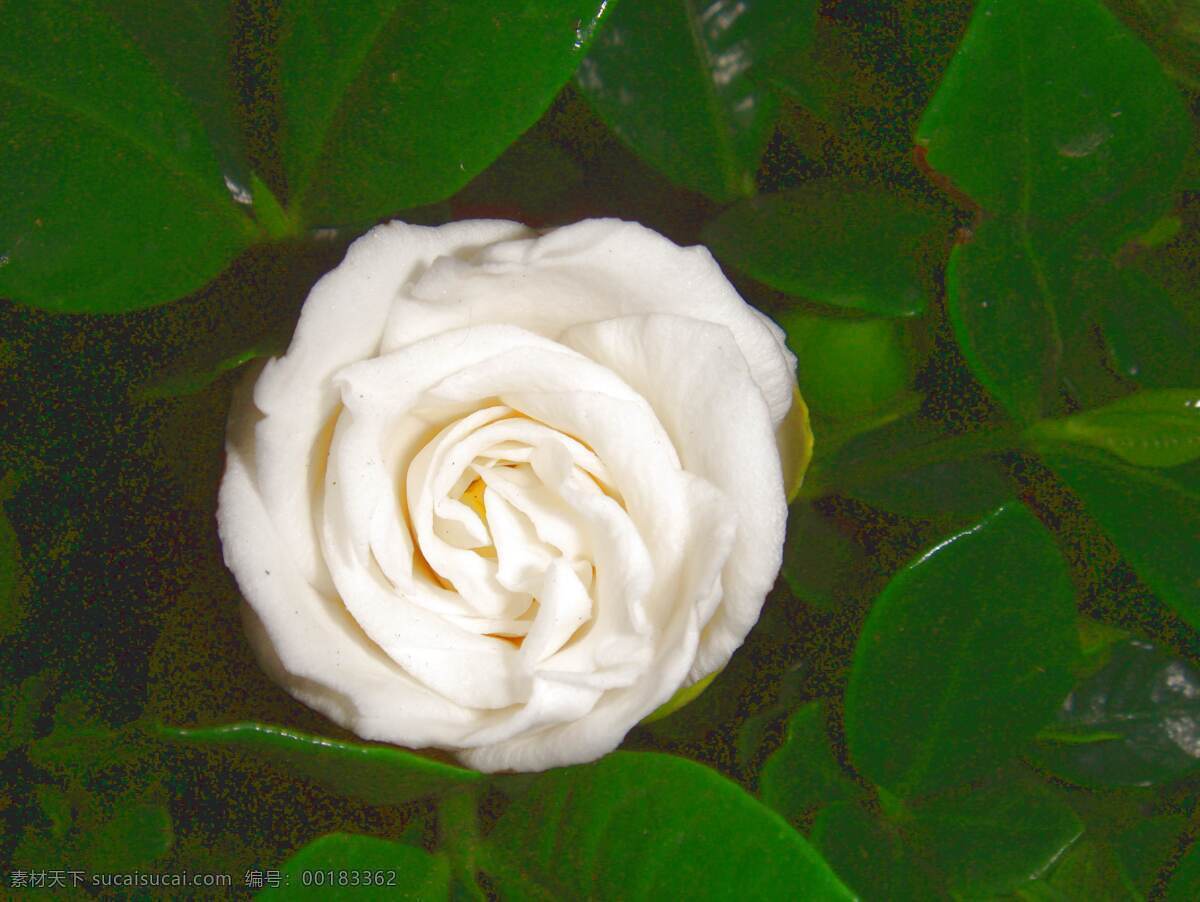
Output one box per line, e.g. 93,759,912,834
261,834,449,900
1030,389,1200,468
759,702,864,826
845,504,1079,797
82,800,173,872
158,722,482,806
916,0,1188,252
137,343,278,402
1032,640,1200,787
819,416,1015,522
811,802,945,901
1108,0,1200,89
482,752,854,900
279,0,610,225
1042,450,1200,629
776,311,915,423
781,503,867,609
0,0,267,312
1099,266,1200,389
575,0,803,201
1168,841,1200,901
945,218,1063,422
704,183,949,316
909,780,1083,896
1046,839,1140,901
94,0,248,189
1117,815,1188,897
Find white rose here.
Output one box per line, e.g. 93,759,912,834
218,218,808,773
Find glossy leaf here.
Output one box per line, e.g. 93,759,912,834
946,218,1063,422
1042,450,1200,629
759,702,864,825
917,0,1188,252
0,0,267,312
811,802,944,901
279,0,610,225
910,781,1083,896
260,834,449,900
158,723,482,806
576,0,803,201
704,183,949,316
482,752,854,900
1031,389,1200,468
776,311,914,423
845,504,1079,797
1033,640,1200,787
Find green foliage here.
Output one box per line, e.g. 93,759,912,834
0,0,270,313
4,0,1200,893
945,218,1065,422
279,0,609,225
919,0,1189,419
481,752,854,900
776,311,914,422
918,0,1187,248
575,0,811,201
845,504,1079,797
261,834,449,900
759,702,864,826
811,802,944,901
1043,451,1200,629
159,722,482,806
1030,389,1200,468
1033,639,1200,787
704,182,949,316
908,780,1083,896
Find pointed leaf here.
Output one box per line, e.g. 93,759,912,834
482,752,854,900
0,0,266,312
576,0,803,201
845,504,1079,796
280,0,612,225
1031,389,1200,468
159,723,482,806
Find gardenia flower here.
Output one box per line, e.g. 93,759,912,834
218,218,808,772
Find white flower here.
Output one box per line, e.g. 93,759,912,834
218,218,807,772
